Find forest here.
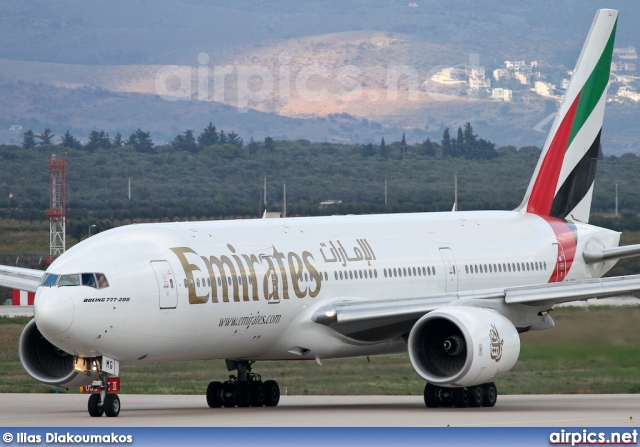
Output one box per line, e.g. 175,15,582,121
2,122,640,244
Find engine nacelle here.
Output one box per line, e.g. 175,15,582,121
19,319,97,388
408,307,520,387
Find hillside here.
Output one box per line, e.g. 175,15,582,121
1,1,640,152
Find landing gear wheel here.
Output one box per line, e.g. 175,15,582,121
452,387,469,408
482,382,497,407
104,394,121,417
423,383,441,408
235,382,252,407
206,381,224,408
264,380,280,407
251,381,266,407
87,394,104,417
222,382,236,407
468,385,484,408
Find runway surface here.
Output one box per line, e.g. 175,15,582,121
0,394,638,427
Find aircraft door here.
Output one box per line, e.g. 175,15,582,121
151,261,178,309
552,243,567,282
258,255,280,304
439,247,459,293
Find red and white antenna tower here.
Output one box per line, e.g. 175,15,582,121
45,152,67,263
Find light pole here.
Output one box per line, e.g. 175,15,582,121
88,224,96,237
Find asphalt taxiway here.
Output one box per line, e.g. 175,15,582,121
0,394,638,427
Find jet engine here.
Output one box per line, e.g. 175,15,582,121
19,319,96,388
408,307,520,387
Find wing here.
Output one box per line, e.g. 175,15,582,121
313,275,640,341
0,265,45,293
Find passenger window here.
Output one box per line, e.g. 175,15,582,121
335,271,338,280
374,270,378,278
324,272,328,281
170,279,174,288
423,267,427,276
196,278,201,287
432,267,435,275
184,279,188,288
190,279,195,288
403,268,407,276
339,271,343,280
58,274,80,286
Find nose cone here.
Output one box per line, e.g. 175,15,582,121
34,289,74,335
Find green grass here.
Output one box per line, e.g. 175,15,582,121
2,307,640,395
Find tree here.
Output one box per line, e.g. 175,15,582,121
112,132,123,148
22,130,36,149
128,128,154,153
198,122,218,148
421,138,436,157
172,130,198,153
264,136,275,152
36,128,55,145
61,130,80,149
463,122,477,147
362,143,375,157
218,130,228,144
85,130,111,152
441,128,451,157
456,127,464,156
248,137,257,159
227,131,243,147
380,137,387,158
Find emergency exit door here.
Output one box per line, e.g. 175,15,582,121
439,247,459,293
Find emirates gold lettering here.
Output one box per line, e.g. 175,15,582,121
171,245,323,304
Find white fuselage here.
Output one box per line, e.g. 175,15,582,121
34,210,620,366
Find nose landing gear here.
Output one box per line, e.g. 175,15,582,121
86,358,121,417
207,360,280,409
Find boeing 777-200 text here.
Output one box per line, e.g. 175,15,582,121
1,9,638,417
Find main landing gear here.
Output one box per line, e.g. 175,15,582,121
87,360,121,417
206,360,280,408
423,382,497,408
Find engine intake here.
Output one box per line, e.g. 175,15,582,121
408,306,520,387
19,319,96,388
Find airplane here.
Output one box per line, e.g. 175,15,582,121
0,9,637,418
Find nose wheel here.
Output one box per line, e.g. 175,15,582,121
207,360,280,409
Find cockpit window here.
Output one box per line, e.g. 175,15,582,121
44,272,110,289
58,274,80,286
95,273,109,289
41,274,59,287
82,273,97,288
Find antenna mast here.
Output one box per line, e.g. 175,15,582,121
45,153,67,264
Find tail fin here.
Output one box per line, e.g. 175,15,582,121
518,9,617,223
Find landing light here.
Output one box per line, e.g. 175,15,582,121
325,309,336,318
